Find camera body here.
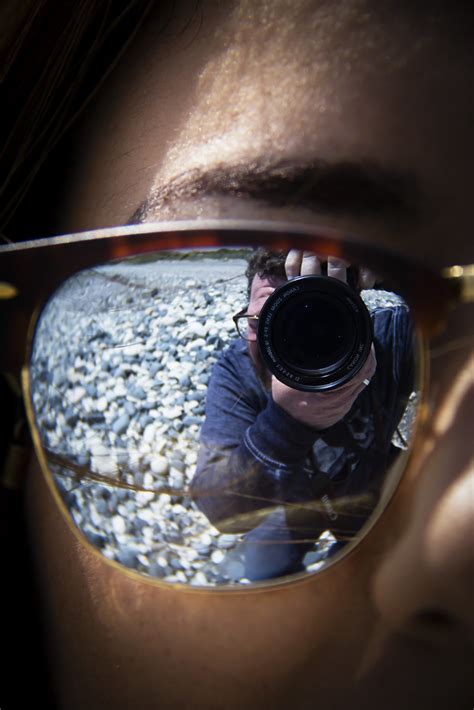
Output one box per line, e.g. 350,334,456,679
257,275,373,392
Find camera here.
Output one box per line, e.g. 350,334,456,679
257,275,373,392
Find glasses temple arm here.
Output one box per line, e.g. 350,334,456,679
442,264,474,304
1,373,30,491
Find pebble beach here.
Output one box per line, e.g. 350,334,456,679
30,254,414,586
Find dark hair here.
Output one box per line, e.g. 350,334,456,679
0,0,173,240
245,248,287,298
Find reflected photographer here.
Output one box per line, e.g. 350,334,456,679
193,249,414,580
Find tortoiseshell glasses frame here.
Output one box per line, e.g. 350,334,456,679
233,309,260,341
2,219,471,372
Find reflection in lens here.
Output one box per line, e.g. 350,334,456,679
30,248,420,587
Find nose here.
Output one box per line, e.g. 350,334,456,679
372,344,474,644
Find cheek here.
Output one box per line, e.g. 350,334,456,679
248,339,260,367
29,482,381,708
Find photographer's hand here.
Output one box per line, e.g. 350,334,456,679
271,250,377,429
272,348,376,429
285,249,377,288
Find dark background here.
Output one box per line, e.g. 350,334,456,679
0,3,169,707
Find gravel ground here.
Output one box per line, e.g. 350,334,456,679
30,256,416,586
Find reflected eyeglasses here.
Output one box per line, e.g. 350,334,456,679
233,309,259,341
1,220,472,591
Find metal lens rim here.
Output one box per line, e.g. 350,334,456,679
14,229,429,592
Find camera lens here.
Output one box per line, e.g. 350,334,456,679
257,276,372,391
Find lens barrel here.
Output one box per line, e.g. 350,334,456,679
257,275,372,391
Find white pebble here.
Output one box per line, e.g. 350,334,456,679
96,396,108,412
114,382,127,397
90,442,110,458
112,515,126,535
199,533,212,547
191,572,209,586
143,423,156,444
69,386,86,403
91,456,117,477
184,322,207,338
143,527,154,542
150,456,169,476
161,405,183,419
143,472,154,489
136,491,155,505
211,550,225,564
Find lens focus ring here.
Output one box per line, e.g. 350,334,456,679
257,275,373,391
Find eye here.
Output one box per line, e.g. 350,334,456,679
28,243,422,588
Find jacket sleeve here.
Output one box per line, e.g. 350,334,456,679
371,304,415,444
191,345,322,532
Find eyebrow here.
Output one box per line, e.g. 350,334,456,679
129,158,421,225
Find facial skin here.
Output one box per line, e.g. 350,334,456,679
246,271,285,383
27,1,473,708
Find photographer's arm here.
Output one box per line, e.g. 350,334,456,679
192,348,321,533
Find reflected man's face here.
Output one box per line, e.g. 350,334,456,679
28,2,474,708
246,273,286,366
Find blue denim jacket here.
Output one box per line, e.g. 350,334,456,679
192,305,414,537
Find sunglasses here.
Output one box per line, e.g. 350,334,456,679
1,220,472,589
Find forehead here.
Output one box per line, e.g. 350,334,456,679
152,3,448,175
62,1,474,266
249,273,286,311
